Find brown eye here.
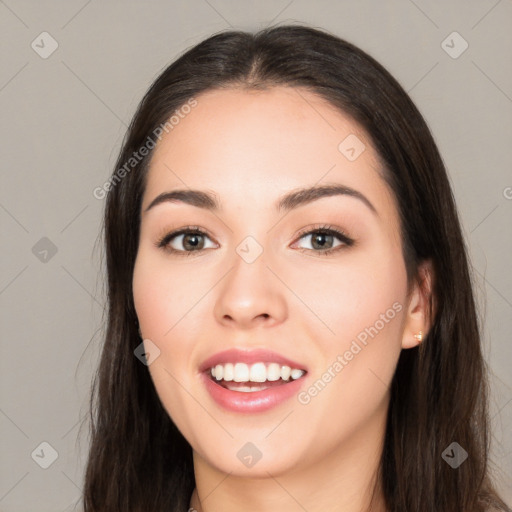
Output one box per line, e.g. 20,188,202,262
294,226,354,256
309,232,336,250
300,229,352,251
177,233,205,251
157,228,216,255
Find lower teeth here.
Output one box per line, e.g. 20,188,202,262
227,384,270,393
218,379,291,393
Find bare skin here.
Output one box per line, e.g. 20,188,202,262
132,86,433,512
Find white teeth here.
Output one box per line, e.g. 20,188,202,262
233,362,250,382
249,362,266,382
223,363,234,381
209,362,306,383
229,384,271,393
290,368,304,380
267,363,281,381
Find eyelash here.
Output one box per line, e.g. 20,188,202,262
155,224,355,257
294,224,355,256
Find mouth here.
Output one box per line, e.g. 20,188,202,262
206,362,307,393
199,348,309,412
200,352,309,413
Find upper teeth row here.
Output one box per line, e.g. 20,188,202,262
210,362,305,382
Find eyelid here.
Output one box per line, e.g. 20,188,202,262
291,224,354,254
155,225,218,254
293,223,352,242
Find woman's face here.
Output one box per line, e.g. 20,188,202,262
133,86,419,478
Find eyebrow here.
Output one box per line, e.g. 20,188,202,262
143,184,377,215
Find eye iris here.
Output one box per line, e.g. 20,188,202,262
311,232,333,250
183,233,203,251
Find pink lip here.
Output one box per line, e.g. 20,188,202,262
200,372,307,413
198,348,308,373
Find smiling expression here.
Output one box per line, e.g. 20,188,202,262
132,85,414,477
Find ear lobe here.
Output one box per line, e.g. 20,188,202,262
401,259,435,349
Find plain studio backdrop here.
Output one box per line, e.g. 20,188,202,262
0,1,511,510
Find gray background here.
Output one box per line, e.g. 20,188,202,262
0,0,511,510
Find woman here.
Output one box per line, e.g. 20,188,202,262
82,24,509,511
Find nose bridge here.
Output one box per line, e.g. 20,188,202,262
213,235,287,328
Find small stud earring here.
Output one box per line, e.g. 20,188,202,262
413,331,423,343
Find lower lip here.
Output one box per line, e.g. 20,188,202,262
201,372,307,413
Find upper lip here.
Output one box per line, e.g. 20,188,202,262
199,348,308,373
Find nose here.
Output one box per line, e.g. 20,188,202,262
213,250,287,330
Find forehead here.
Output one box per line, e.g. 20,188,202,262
143,86,392,215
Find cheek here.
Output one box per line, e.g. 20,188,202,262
293,247,407,344
302,249,407,414
132,250,210,338
293,246,407,415
132,253,205,431
132,253,196,393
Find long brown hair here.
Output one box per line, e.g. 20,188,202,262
82,24,509,511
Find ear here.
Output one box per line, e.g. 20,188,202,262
401,259,435,349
